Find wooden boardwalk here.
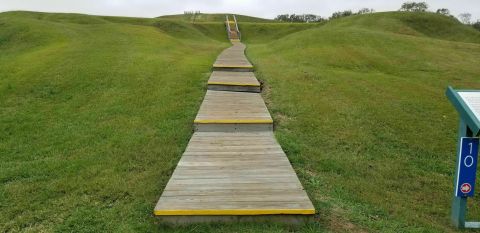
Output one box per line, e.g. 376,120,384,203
194,90,272,132
154,132,314,216
208,71,260,92
213,42,253,71
154,16,315,224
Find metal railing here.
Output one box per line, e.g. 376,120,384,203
225,15,231,40
225,15,241,41
233,15,241,40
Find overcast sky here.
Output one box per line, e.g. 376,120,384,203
1,0,479,21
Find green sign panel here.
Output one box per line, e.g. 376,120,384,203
446,86,480,229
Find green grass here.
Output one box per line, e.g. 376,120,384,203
246,11,480,232
2,10,480,232
0,11,229,232
326,12,480,44
239,22,322,44
158,13,273,23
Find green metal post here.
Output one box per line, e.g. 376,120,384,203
452,120,472,228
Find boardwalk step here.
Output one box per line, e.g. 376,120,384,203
208,71,260,93
154,132,315,224
213,42,253,72
154,20,315,224
194,90,273,132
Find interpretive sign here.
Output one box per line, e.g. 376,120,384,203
446,86,480,228
455,137,479,197
458,92,480,122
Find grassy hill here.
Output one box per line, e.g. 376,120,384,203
158,13,273,23
247,11,480,232
0,11,229,232
1,10,480,232
239,22,322,44
325,12,480,44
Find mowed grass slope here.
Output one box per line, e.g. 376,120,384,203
2,10,480,233
158,13,273,23
0,11,229,232
246,12,480,232
240,22,322,44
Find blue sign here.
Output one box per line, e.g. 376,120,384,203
455,137,480,197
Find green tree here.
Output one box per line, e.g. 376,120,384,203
275,14,324,23
275,14,290,21
473,21,480,31
400,2,429,12
458,13,472,24
330,10,353,20
436,8,450,16
357,8,375,14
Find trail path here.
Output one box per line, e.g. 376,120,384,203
154,15,315,224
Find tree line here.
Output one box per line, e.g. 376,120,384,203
274,2,480,31
274,14,325,23
398,2,479,30
274,8,375,23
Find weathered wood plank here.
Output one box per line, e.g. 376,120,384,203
154,39,315,222
155,132,315,216
157,201,314,210
212,42,254,70
194,90,272,124
180,156,289,162
159,195,311,203
209,71,259,86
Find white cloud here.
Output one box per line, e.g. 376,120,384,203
0,0,479,20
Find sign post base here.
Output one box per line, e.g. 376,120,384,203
451,196,467,228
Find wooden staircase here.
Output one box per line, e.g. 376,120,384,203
153,15,315,225
226,15,241,41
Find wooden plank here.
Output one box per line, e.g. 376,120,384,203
187,140,277,145
172,173,297,179
160,189,307,197
163,183,304,191
194,131,273,136
159,195,311,203
154,132,315,216
154,38,315,221
194,90,272,124
180,156,289,162
186,144,282,150
171,165,293,171
182,152,285,156
212,42,254,69
208,71,260,87
179,157,289,163
171,168,294,174
167,177,301,185
155,209,315,216
177,161,289,167
156,202,314,211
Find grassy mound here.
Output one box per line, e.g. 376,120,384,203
326,12,480,44
0,11,228,232
239,22,322,44
158,13,273,23
2,9,480,233
247,11,480,232
157,13,313,44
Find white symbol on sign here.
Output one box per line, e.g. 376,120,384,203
464,155,474,167
461,183,472,193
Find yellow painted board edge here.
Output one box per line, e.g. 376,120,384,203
194,119,273,124
213,64,254,69
208,82,260,87
154,209,315,216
